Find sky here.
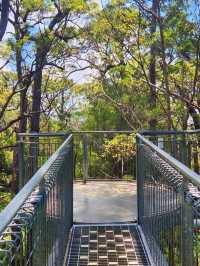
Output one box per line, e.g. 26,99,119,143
2,0,198,84
0,0,105,84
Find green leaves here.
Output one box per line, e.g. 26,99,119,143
60,0,88,12
103,134,136,161
21,0,46,11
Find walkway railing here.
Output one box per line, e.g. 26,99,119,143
137,132,200,266
72,131,134,181
18,132,67,188
0,135,73,266
18,131,135,186
1,130,199,266
142,130,200,174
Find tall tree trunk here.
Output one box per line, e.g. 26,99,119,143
30,70,42,132
16,45,28,132
29,50,45,182
19,90,28,132
0,0,9,41
30,10,68,132
149,0,158,130
158,4,173,130
13,8,28,192
30,51,44,132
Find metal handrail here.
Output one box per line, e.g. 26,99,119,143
137,133,200,186
17,132,68,137
0,134,73,235
137,132,200,265
17,131,135,182
141,129,200,136
17,130,134,138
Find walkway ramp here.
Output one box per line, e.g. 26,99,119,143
67,224,150,266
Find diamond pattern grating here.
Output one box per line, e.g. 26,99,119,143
67,224,150,266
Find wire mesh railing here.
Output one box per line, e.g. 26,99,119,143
142,130,200,174
137,132,200,266
0,134,73,266
73,131,135,182
17,132,67,188
17,131,135,185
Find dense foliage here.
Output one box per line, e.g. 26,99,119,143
0,0,200,206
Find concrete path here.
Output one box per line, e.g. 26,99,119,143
73,181,137,223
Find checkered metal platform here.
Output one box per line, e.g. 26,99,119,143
67,224,150,266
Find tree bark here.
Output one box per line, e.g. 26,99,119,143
158,4,173,130
188,105,200,129
30,53,43,132
30,10,68,132
0,0,9,41
16,39,28,132
148,0,159,130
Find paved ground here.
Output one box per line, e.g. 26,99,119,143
73,181,137,223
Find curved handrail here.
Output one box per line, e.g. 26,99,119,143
0,134,73,235
137,133,200,186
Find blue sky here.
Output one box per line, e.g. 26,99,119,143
1,0,198,84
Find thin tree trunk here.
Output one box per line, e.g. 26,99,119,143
13,8,28,192
30,45,47,132
19,90,28,132
30,65,43,132
149,0,158,130
16,43,28,132
158,5,173,130
0,0,9,41
30,10,67,132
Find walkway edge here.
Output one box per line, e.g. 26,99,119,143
137,225,155,266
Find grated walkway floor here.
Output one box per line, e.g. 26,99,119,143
67,224,150,266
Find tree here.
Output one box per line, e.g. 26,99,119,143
103,134,136,178
0,0,9,41
148,0,159,130
77,0,200,130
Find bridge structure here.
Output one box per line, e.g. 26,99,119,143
0,130,199,266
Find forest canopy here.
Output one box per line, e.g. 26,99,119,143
0,0,200,198
0,0,199,136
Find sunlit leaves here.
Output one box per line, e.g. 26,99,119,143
21,0,47,11
0,43,12,58
60,0,88,12
103,134,136,161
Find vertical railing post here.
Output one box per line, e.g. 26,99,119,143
158,137,164,149
193,140,199,174
136,136,144,224
181,181,193,266
82,133,89,184
68,136,74,227
18,136,25,189
29,135,38,178
171,134,177,159
180,133,187,166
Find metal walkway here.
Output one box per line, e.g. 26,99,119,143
67,224,150,266
0,130,200,266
